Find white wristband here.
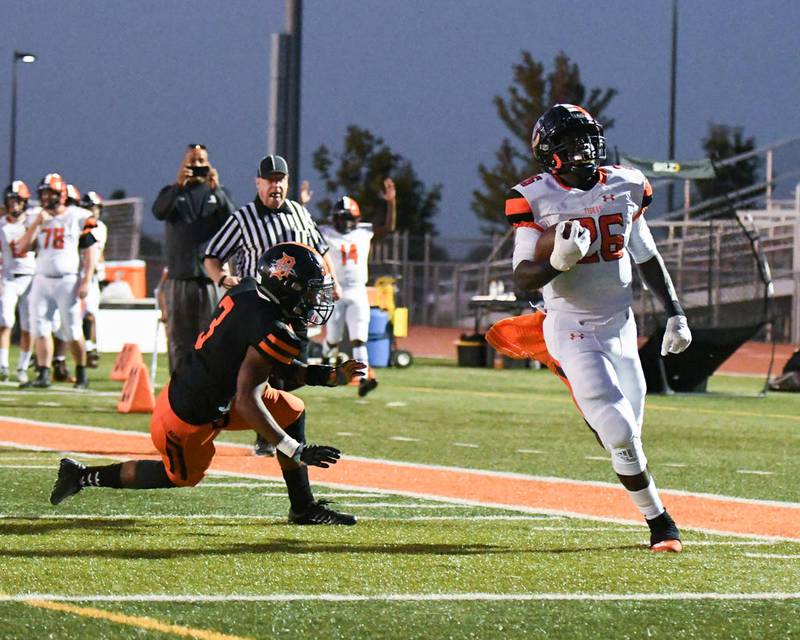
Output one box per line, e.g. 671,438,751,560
276,435,301,458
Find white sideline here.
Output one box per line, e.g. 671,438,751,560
2,592,800,603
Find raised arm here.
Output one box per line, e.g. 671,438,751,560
15,211,45,255
372,178,397,242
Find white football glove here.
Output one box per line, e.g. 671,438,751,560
550,221,591,272
661,315,692,356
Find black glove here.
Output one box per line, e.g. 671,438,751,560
295,444,341,468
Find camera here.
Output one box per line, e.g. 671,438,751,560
189,165,210,178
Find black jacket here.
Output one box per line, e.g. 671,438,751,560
153,181,235,280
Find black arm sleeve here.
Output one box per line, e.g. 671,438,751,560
152,185,181,220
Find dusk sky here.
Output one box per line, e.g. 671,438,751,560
2,1,799,240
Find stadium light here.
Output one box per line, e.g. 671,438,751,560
9,50,38,183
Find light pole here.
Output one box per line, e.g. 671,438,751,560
9,51,37,183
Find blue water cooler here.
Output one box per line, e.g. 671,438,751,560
366,308,391,367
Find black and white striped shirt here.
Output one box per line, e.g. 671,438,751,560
204,196,329,277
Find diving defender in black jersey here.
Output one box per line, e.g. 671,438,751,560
50,243,365,525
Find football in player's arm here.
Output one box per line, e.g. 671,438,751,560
503,104,691,552
50,243,365,526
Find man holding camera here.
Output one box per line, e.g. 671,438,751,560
153,144,235,373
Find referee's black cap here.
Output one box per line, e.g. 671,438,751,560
258,155,289,178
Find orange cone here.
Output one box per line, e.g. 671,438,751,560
117,361,156,413
110,343,144,381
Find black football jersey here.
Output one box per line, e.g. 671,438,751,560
168,278,302,425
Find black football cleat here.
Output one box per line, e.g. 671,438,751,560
647,509,683,553
253,435,276,457
288,500,357,525
50,458,86,505
24,367,52,388
52,360,70,382
0,367,8,381
74,365,89,389
358,378,378,397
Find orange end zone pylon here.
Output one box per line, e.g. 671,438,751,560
117,361,156,413
110,343,144,381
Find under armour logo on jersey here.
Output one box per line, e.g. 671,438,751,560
208,195,218,204
602,194,616,202
569,332,584,340
269,252,297,280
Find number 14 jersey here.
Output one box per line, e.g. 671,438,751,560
318,223,374,289
506,165,653,317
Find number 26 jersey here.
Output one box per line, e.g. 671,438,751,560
506,165,653,317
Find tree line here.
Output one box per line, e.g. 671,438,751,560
313,50,760,243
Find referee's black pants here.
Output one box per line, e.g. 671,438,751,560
163,277,218,374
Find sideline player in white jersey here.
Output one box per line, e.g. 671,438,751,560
79,191,107,367
506,104,692,552
318,178,396,397
0,181,37,383
15,174,98,389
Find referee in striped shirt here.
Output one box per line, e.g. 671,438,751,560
204,155,342,456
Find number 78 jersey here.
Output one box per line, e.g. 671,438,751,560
506,165,653,317
318,223,374,288
35,205,95,277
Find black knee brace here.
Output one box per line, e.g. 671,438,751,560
616,469,651,492
283,412,306,444
276,412,306,465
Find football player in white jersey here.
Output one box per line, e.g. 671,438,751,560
507,104,692,552
79,191,107,367
318,178,396,397
15,174,98,389
0,181,37,383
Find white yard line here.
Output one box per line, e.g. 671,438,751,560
0,464,55,469
516,449,544,454
452,442,479,448
736,470,774,476
3,592,800,603
389,436,419,442
744,553,800,559
0,513,563,522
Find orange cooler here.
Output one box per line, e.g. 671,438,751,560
104,260,147,298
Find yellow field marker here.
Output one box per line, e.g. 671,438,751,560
23,599,252,640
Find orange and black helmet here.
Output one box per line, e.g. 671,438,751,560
37,173,67,204
255,243,334,325
332,195,361,232
4,180,31,204
65,184,82,206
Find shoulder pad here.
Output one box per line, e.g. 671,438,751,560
255,322,302,365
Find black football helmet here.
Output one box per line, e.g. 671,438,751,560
255,242,334,325
332,196,361,233
531,104,606,180
4,180,31,215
